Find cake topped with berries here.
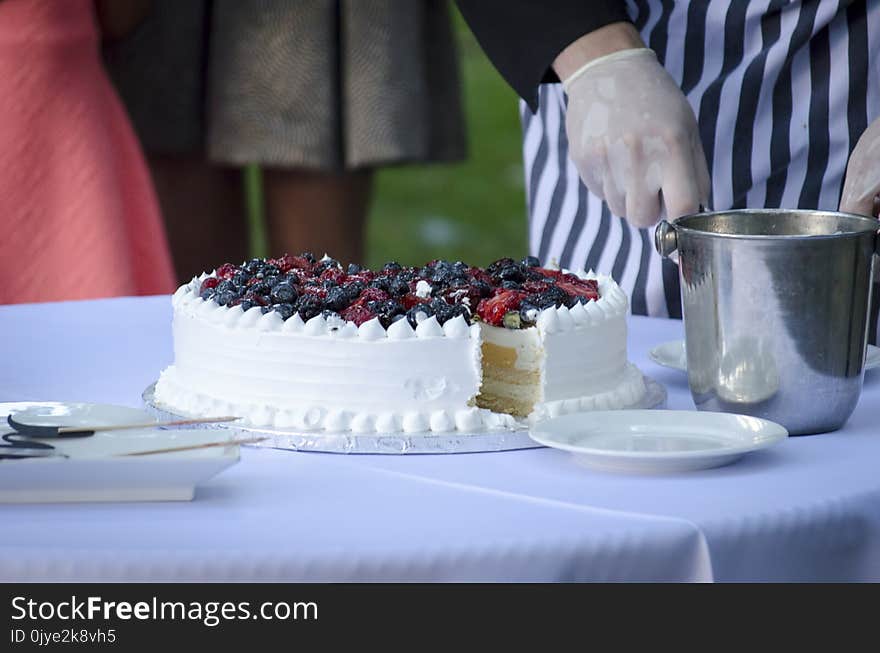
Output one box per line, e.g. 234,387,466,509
153,253,646,433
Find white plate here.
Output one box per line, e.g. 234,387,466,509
529,409,788,474
649,340,880,372
0,402,240,503
6,402,153,430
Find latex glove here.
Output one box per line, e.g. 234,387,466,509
562,48,711,227
840,117,880,217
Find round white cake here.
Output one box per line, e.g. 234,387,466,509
153,256,646,433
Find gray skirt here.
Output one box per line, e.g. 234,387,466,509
104,0,466,170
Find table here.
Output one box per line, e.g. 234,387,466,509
2,296,879,582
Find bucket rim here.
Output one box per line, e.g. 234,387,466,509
672,208,880,241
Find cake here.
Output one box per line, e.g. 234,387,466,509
153,254,646,433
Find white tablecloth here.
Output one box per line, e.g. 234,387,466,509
2,296,879,582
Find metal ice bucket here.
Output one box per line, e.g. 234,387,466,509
655,209,879,434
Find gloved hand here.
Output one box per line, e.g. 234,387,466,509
562,48,711,227
840,117,880,217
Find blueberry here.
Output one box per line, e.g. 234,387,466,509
430,299,455,324
388,278,410,296
316,257,340,272
501,280,522,290
232,271,252,287
343,281,365,300
263,275,281,288
446,303,471,324
383,261,402,272
472,280,492,298
429,270,450,285
533,286,571,308
250,281,271,296
519,300,540,325
499,265,525,283
262,264,281,277
294,295,323,321
347,263,362,274
271,281,297,304
396,269,415,283
273,303,295,320
324,286,350,312
216,279,236,294
372,300,404,328
244,258,265,274
200,289,216,301
369,277,390,292
300,252,316,264
240,300,255,312
487,258,516,276
405,304,434,328
521,255,541,268
260,305,272,314
216,290,238,306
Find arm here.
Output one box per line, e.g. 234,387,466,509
458,0,710,225
455,0,631,111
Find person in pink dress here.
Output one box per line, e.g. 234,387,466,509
0,0,175,304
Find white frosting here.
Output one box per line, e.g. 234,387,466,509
415,280,433,298
154,271,645,433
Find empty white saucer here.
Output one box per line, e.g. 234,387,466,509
6,402,152,430
529,410,788,474
649,340,880,372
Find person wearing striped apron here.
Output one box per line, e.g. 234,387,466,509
459,1,880,341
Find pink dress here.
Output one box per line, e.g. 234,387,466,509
0,0,176,304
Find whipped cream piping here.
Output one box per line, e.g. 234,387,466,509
154,366,519,434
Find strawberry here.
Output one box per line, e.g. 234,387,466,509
555,274,599,300
301,284,328,299
347,270,377,285
200,277,220,293
215,263,236,280
522,280,551,294
272,254,314,272
341,304,376,326
268,254,296,273
355,287,390,305
401,293,430,310
476,290,526,327
320,267,346,285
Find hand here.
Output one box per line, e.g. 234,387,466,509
840,117,880,217
555,27,710,227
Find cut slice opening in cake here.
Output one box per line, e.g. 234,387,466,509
476,324,543,417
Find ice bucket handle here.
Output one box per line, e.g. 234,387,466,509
654,220,678,258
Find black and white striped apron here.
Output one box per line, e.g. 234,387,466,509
522,0,880,339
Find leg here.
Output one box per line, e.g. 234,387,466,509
147,153,249,282
262,167,373,265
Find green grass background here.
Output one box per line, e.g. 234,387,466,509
246,10,528,268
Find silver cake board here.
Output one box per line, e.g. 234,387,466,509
142,375,666,455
